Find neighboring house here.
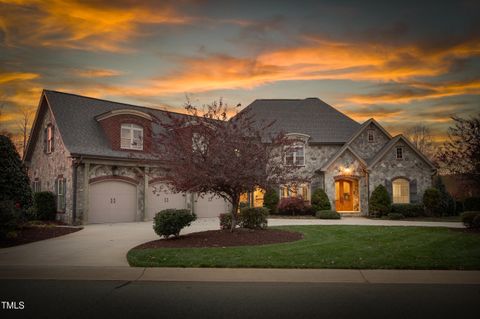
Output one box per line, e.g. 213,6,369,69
24,91,436,224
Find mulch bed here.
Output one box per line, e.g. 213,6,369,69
134,228,303,249
0,226,82,248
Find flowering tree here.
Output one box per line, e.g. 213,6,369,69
151,100,302,231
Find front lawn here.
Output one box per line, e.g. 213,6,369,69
127,225,480,269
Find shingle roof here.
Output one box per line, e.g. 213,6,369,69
43,90,186,160
239,98,360,143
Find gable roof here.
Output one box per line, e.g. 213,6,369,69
25,90,190,161
367,134,437,170
321,145,367,171
238,98,360,143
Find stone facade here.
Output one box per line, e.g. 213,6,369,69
349,123,390,161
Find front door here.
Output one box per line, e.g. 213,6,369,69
335,180,353,211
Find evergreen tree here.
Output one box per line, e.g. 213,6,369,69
369,185,391,217
433,176,456,215
0,135,32,209
311,188,331,211
263,187,279,214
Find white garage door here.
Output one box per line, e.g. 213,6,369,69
147,183,187,220
194,193,230,218
88,181,137,223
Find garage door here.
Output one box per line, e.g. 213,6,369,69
147,183,187,220
88,181,137,223
194,193,230,218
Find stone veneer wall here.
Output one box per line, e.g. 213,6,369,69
349,123,390,161
368,140,433,204
28,103,74,223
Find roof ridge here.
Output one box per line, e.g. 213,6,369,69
43,89,189,117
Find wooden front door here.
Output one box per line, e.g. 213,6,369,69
335,180,353,211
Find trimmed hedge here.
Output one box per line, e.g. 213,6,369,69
33,192,56,221
461,211,480,229
0,200,19,238
316,210,341,219
240,207,269,229
391,204,425,217
153,209,196,239
369,185,391,217
311,188,331,211
263,188,279,214
464,197,480,211
387,213,405,220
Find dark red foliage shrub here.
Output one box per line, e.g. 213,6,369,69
277,197,307,216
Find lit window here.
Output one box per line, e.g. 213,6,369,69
396,147,403,159
367,130,374,143
56,178,66,211
46,125,53,153
285,143,305,166
392,178,409,203
121,124,143,150
280,183,310,200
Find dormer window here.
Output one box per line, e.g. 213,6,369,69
367,130,375,143
285,143,305,166
396,147,403,160
121,124,143,150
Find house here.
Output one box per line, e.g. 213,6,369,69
24,90,436,224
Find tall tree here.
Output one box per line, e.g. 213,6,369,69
16,105,35,158
437,114,480,187
406,123,435,160
151,100,302,231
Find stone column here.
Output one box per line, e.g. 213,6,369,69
143,166,149,221
83,162,90,224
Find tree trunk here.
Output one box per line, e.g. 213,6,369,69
230,195,240,232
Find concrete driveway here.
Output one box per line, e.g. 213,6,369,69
0,217,463,267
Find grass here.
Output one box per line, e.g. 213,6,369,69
402,216,462,222
127,225,480,269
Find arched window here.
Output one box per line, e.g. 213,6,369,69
392,178,409,203
121,124,143,150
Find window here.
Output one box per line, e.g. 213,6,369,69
32,179,41,193
396,147,403,159
367,130,375,143
56,178,66,211
192,132,207,154
280,183,310,200
121,124,143,150
46,124,54,153
285,143,305,166
392,178,410,203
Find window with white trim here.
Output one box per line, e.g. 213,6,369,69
56,178,66,211
280,183,310,201
192,132,207,154
32,179,41,193
396,147,403,160
121,124,143,150
285,143,305,166
392,178,409,203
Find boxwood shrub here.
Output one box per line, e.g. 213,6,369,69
311,188,331,211
153,209,196,239
387,212,405,220
369,185,391,217
240,207,269,229
461,211,480,229
464,197,480,211
316,210,341,219
33,191,56,221
390,204,424,217
0,200,19,238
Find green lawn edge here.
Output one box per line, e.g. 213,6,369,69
127,225,480,270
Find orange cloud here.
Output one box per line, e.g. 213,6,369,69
0,71,39,84
72,68,124,78
0,0,189,52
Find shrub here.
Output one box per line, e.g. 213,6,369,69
263,188,279,214
277,197,307,215
153,209,196,239
433,177,456,216
219,213,239,230
369,185,391,217
461,211,480,228
316,210,341,219
303,205,317,216
33,192,56,220
0,200,19,238
464,197,480,211
387,213,405,220
239,207,269,229
455,201,464,214
311,188,331,211
423,188,441,216
390,204,425,217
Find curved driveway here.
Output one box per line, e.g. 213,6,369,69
0,218,463,267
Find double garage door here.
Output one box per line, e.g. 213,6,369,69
88,180,229,223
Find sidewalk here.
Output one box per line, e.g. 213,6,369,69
1,265,479,284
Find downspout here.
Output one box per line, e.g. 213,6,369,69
366,169,370,216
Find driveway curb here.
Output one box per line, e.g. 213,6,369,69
1,266,479,284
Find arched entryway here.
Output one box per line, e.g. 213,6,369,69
335,178,360,212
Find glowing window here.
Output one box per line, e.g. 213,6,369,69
392,178,410,203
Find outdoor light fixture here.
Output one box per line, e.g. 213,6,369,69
343,167,352,175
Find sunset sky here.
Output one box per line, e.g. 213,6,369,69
0,0,479,142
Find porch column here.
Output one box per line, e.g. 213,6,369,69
143,166,149,221
83,162,90,224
